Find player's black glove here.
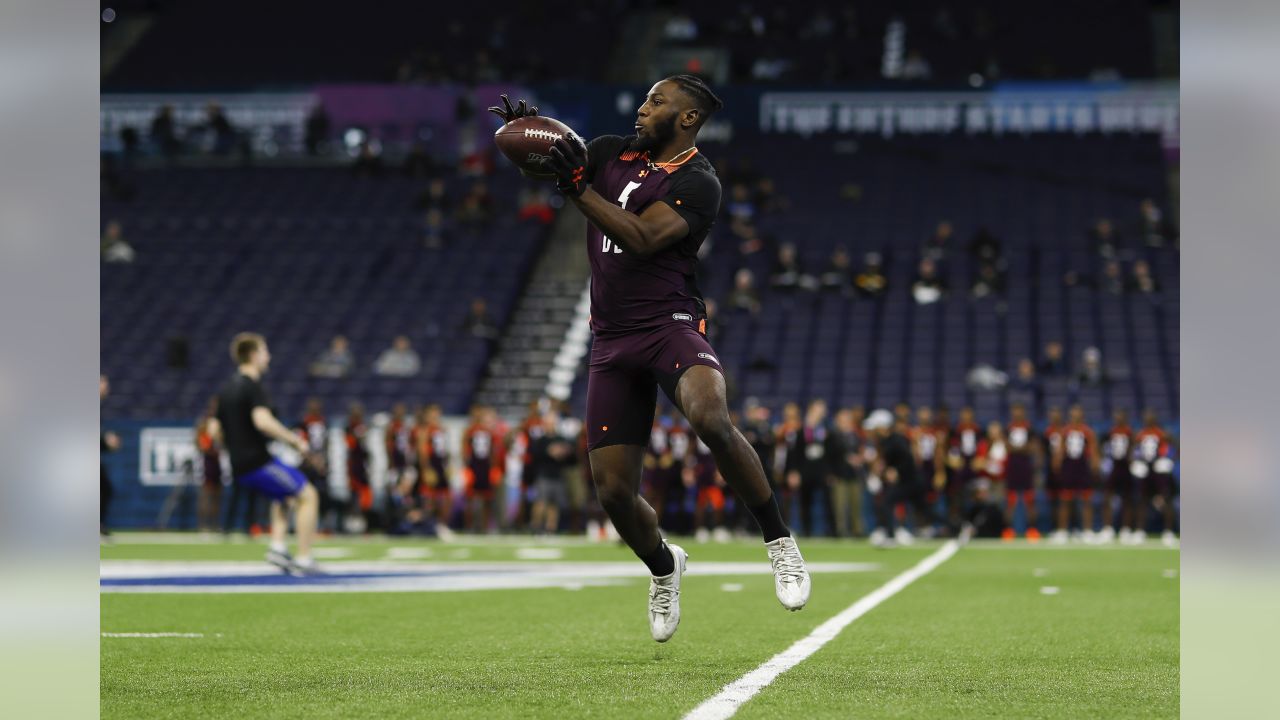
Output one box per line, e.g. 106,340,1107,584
487,94,538,123
543,134,589,197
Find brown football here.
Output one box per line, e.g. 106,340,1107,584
493,115,578,179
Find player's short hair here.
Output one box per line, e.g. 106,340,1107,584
230,332,265,365
664,74,724,126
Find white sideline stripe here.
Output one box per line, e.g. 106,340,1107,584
101,632,212,638
683,540,960,720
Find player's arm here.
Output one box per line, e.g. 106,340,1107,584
207,417,223,445
251,406,307,452
572,191,690,257
543,135,719,257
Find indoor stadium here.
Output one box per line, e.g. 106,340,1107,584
98,2,1180,717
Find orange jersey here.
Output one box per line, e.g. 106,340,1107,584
976,439,1008,480
1134,427,1171,462
1007,420,1035,454
1060,423,1097,463
1106,425,1133,461
913,426,945,463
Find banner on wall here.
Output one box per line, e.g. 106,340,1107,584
758,83,1179,148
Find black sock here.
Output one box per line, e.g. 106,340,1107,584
638,539,675,576
749,493,791,543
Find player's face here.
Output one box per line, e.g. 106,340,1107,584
1070,407,1084,424
634,82,682,153
256,344,271,373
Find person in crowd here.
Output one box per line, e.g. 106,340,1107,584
345,403,376,531
309,335,355,378
352,141,384,176
854,252,888,298
101,220,136,263
739,400,776,501
1102,409,1136,544
100,375,122,538
770,242,815,292
1007,358,1043,418
374,335,421,377
827,407,866,538
790,399,831,537
913,406,946,500
1051,404,1100,543
462,406,505,533
298,398,341,533
195,398,223,533
1138,198,1174,248
150,104,180,158
462,297,499,339
529,410,574,535
423,207,450,249
911,257,945,305
971,261,1004,299
1003,403,1041,540
922,220,953,262
1132,260,1160,294
820,245,854,294
1133,409,1179,546
1091,218,1121,258
1039,341,1067,376
943,406,981,526
456,180,494,230
691,434,730,543
867,411,956,548
1101,260,1127,295
725,182,757,225
776,402,804,527
304,103,330,156
901,49,934,80
203,102,237,155
413,404,454,535
1076,346,1108,387
727,268,762,315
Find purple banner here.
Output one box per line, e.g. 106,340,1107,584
313,83,530,159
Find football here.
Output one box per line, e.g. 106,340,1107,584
493,115,578,178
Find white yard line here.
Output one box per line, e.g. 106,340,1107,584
101,632,216,638
682,540,961,720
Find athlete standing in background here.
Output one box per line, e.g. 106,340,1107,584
210,333,320,574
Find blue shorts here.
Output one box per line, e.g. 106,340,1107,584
237,458,307,500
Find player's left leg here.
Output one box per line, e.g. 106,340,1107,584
672,365,810,610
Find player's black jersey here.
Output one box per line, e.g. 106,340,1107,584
215,372,273,477
584,134,722,337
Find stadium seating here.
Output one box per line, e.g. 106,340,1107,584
572,132,1178,424
101,166,547,421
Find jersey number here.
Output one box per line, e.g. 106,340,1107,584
602,181,643,254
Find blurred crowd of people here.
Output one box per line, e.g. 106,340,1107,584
182,392,1177,548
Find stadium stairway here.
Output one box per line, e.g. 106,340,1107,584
474,204,591,418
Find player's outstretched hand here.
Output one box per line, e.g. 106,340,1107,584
542,133,588,197
487,94,538,123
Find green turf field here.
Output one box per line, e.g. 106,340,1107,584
100,535,1178,719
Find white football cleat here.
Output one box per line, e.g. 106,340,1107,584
648,543,687,643
1050,529,1069,545
695,527,710,544
712,526,732,543
1161,530,1178,548
894,526,916,546
1098,526,1116,544
765,536,811,611
869,527,894,548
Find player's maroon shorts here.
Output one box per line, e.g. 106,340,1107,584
1006,453,1034,493
1106,464,1133,494
1058,459,1094,498
586,322,721,450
